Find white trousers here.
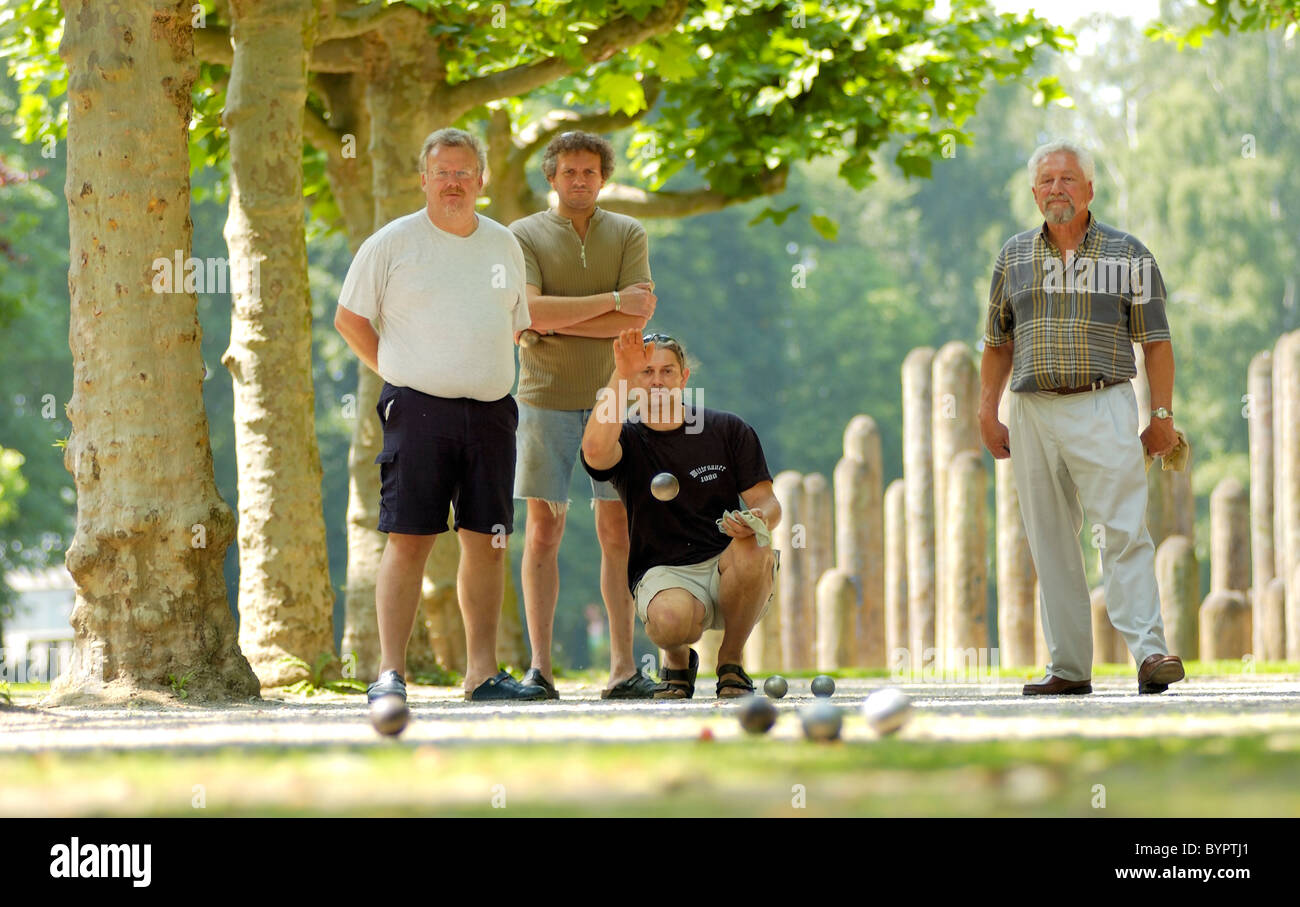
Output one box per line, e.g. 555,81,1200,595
1008,381,1170,681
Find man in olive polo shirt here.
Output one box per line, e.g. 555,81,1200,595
510,131,659,698
979,139,1186,697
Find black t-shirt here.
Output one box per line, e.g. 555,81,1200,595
581,406,773,592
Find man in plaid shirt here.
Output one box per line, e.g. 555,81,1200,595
979,139,1186,696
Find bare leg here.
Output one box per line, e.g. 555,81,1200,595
594,498,637,686
644,589,706,671
520,499,567,680
458,527,508,692
716,536,775,666
376,532,437,676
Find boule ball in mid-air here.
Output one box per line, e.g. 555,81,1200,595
738,695,778,735
650,471,680,501
862,687,912,736
810,674,836,698
763,675,788,699
799,701,842,742
369,694,410,737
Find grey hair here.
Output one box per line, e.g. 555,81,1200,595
1028,140,1096,187
419,128,486,174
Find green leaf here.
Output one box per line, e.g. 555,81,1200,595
809,213,839,242
748,203,800,227
594,72,645,117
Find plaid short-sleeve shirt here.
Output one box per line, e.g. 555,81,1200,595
984,215,1171,393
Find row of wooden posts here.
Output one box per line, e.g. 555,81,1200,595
694,333,1300,677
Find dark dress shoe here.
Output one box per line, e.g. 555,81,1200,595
1138,654,1185,694
1022,674,1092,695
466,671,548,702
520,667,560,700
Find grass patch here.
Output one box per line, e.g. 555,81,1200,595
3,733,1298,817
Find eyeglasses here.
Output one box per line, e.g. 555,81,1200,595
428,169,477,182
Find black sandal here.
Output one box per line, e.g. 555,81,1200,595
715,663,754,698
652,648,698,700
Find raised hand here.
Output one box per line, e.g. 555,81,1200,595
612,327,654,379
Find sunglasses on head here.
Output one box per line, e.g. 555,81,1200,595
643,332,677,345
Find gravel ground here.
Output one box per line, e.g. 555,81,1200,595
4,674,1299,752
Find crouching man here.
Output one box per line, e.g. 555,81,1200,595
579,329,780,699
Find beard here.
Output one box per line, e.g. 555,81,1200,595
1043,199,1076,224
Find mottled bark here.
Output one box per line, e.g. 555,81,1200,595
902,347,936,663
224,0,336,687
835,415,884,667
55,0,258,702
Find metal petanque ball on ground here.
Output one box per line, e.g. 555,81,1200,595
763,675,789,699
369,695,409,737
800,701,842,742
738,695,778,734
651,472,680,501
811,674,836,697
862,688,912,736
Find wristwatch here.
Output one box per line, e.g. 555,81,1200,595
613,289,621,312
1152,407,1173,420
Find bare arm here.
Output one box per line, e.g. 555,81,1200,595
525,282,656,333
738,481,781,533
1140,339,1177,456
582,328,654,470
556,310,649,338
978,341,1014,459
334,305,379,374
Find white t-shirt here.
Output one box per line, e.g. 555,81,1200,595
338,208,530,400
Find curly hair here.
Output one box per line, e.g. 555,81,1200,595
542,131,615,181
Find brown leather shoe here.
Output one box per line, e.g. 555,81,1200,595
1138,654,1185,694
1022,675,1092,696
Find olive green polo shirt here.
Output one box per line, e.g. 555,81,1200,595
509,207,651,410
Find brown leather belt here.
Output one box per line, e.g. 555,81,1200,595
1048,378,1125,396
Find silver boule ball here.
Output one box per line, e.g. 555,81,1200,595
810,674,836,698
369,694,410,737
518,330,540,349
862,687,912,736
763,675,788,699
799,701,842,742
650,472,680,501
738,695,778,735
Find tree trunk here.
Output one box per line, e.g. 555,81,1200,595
223,0,336,687
54,0,258,702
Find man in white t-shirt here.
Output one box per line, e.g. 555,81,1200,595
334,127,545,703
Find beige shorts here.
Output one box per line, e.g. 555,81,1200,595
633,549,778,632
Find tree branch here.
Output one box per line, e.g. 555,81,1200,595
194,25,366,71
596,166,789,219
442,0,687,116
512,78,661,167
318,0,415,40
